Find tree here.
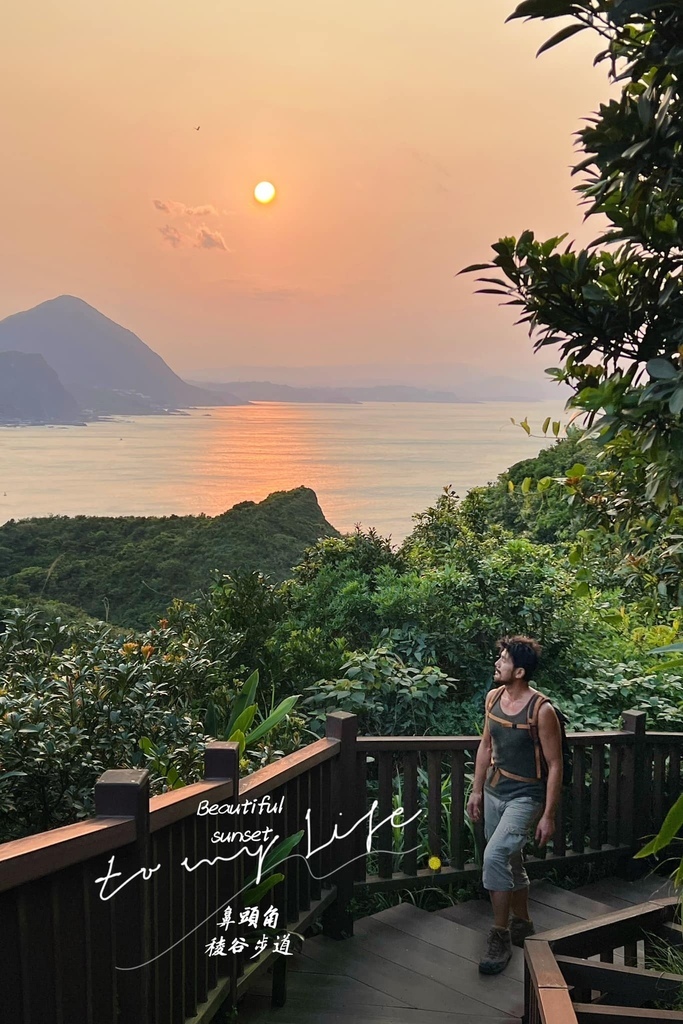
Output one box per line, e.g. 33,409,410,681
462,0,683,605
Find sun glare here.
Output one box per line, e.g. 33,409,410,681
254,181,276,204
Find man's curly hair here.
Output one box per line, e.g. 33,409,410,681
496,635,542,681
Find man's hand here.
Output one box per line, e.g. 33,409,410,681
535,813,555,847
467,791,483,822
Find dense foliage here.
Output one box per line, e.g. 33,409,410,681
0,486,338,628
464,0,683,605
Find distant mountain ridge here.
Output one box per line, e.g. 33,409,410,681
200,381,467,403
0,352,83,424
0,296,245,418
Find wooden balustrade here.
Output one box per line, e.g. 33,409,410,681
353,713,683,893
0,719,345,1024
2,709,683,1024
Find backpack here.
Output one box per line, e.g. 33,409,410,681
486,686,573,788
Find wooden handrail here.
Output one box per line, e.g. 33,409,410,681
0,816,137,893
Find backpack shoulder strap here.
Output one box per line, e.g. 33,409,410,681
527,692,550,780
486,686,505,715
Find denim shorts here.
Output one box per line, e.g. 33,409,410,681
482,789,544,892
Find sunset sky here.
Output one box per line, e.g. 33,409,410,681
2,1,611,381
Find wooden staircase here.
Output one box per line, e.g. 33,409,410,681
237,874,676,1023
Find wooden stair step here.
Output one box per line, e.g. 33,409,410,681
582,874,676,906
360,900,525,983
436,896,581,936
245,1007,517,1024
526,880,615,919
351,911,524,1017
294,926,521,1017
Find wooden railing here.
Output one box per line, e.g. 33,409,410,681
1,708,682,1024
345,711,683,895
0,712,357,1024
524,897,683,1023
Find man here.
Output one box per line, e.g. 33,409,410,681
466,635,563,975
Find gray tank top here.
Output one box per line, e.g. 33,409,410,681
484,690,546,801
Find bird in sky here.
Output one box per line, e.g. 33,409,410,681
194,125,201,131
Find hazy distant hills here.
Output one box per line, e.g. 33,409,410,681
200,381,467,403
192,363,569,403
0,295,245,420
0,352,83,425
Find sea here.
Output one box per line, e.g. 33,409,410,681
0,400,568,542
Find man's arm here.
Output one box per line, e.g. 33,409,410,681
466,711,491,822
535,702,563,847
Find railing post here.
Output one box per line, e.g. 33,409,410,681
203,742,241,1004
622,710,646,853
95,768,151,1024
322,711,358,939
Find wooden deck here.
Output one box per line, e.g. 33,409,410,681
237,875,676,1024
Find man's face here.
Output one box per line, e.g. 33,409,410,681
494,648,518,685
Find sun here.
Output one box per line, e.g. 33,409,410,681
254,181,276,204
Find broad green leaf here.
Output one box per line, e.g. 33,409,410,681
507,480,515,493
542,416,551,434
647,358,677,380
245,695,300,745
552,421,561,437
520,418,531,436
649,643,683,654
634,792,683,858
244,831,305,887
565,463,586,478
521,477,532,494
226,669,260,737
230,704,258,739
243,873,285,906
669,388,683,416
230,728,246,757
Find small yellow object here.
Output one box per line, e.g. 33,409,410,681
428,856,442,871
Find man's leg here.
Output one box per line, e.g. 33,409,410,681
479,790,514,974
510,874,531,922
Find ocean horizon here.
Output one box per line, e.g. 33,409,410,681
0,400,569,541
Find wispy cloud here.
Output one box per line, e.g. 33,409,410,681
153,199,219,217
195,226,228,251
159,224,184,248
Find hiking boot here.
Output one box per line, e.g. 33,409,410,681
510,915,535,947
478,926,513,974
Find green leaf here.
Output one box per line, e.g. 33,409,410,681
649,643,683,654
647,358,677,380
243,872,285,906
230,729,246,757
542,416,551,434
521,477,532,494
245,695,300,746
565,463,586,478
552,421,561,437
670,388,683,416
574,581,590,598
520,418,531,436
536,23,587,57
635,792,683,858
230,704,258,739
244,831,305,887
458,263,492,275
226,669,260,737
507,480,515,493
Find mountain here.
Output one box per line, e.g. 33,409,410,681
190,363,570,402
0,486,338,628
0,296,246,415
0,352,83,424
198,381,465,403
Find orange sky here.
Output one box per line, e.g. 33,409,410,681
1,1,610,380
